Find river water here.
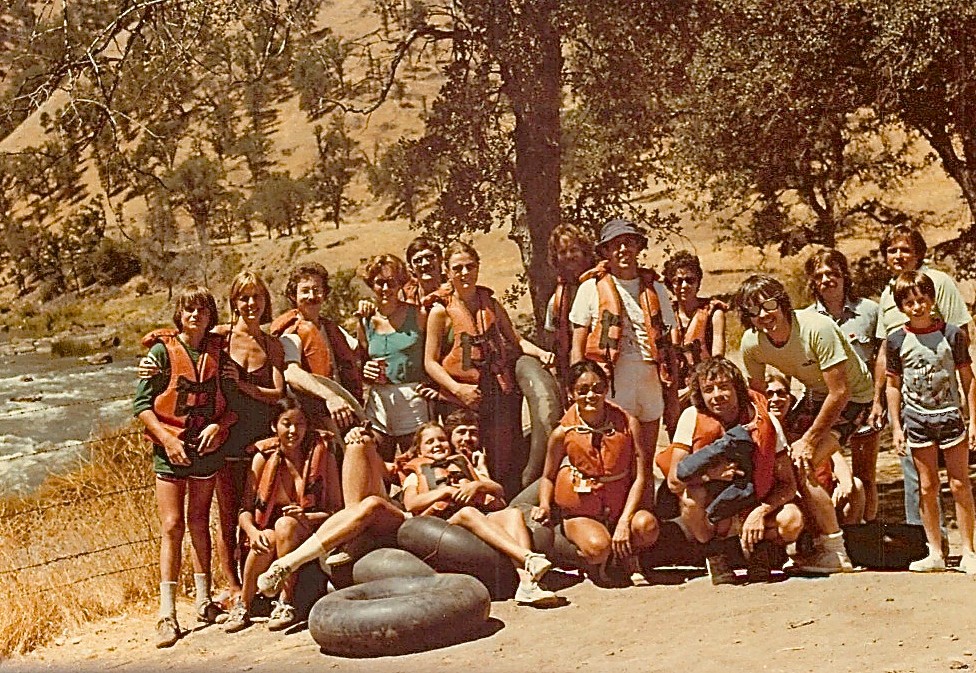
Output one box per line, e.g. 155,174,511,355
0,349,137,495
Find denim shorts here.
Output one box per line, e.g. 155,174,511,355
902,406,967,450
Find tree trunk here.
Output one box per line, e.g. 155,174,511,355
497,0,563,332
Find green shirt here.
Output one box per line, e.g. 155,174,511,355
741,311,874,404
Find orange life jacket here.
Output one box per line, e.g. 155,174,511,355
140,329,235,448
401,452,504,517
269,308,364,401
425,286,519,393
657,390,777,501
578,261,674,385
554,402,634,523
251,431,336,530
672,298,727,388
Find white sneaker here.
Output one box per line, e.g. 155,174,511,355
909,553,946,573
523,553,552,583
514,581,559,606
257,560,291,597
958,553,976,575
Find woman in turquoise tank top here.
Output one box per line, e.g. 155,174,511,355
357,254,435,459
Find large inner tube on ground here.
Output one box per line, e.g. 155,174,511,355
352,547,436,584
397,515,518,599
309,573,490,657
516,355,563,488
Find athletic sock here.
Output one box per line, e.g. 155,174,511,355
926,542,943,558
193,573,211,608
159,581,178,619
819,531,844,551
279,534,329,570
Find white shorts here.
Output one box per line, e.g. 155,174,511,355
364,382,431,437
608,356,663,423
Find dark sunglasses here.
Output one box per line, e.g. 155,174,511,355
743,297,781,318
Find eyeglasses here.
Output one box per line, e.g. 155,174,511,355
765,389,790,399
743,297,781,318
449,263,478,274
672,276,699,287
410,253,439,266
573,384,608,396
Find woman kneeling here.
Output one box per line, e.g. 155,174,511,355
533,360,660,584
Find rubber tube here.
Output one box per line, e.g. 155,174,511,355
352,547,436,585
309,574,490,657
516,355,563,488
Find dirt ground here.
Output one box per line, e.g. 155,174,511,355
6,447,976,673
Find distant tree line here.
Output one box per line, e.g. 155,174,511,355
1,0,976,317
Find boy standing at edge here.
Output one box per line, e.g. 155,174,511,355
885,271,976,573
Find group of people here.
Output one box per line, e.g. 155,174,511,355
135,219,976,651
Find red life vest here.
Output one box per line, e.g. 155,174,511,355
578,262,674,385
251,431,336,530
269,308,364,401
141,329,234,448
658,390,777,501
554,402,635,523
425,285,519,393
672,298,727,388
401,452,504,517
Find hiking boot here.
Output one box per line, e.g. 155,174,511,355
705,554,738,586
257,560,291,597
523,552,552,583
793,545,854,574
197,600,227,624
223,601,251,633
155,616,181,648
746,541,780,583
958,553,976,575
267,601,298,631
514,581,559,606
909,552,946,573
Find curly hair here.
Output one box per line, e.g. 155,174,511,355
663,250,704,292
285,262,330,308
547,223,595,271
688,356,751,418
358,254,410,288
228,271,273,324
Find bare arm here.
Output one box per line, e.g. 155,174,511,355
618,413,650,524
571,325,588,365
885,372,906,456
532,425,568,523
710,308,726,357
402,481,457,515
868,346,888,428
423,304,480,407
791,362,850,465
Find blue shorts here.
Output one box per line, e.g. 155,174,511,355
902,406,966,450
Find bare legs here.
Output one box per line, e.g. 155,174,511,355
156,475,216,583
850,432,880,522
214,461,248,596
914,443,976,556
562,511,659,569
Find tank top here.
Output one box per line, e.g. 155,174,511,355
365,304,423,385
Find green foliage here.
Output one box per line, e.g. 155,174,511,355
307,115,362,228
319,267,365,332
245,173,314,238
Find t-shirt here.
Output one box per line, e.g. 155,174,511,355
671,405,788,454
741,311,874,404
886,322,971,413
568,275,675,361
876,265,972,337
801,297,879,367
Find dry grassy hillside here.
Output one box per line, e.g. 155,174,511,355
0,1,974,340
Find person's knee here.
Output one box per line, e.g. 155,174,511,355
777,505,804,544
450,506,480,526
569,527,611,564
631,510,659,543
159,512,184,539
274,515,300,538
